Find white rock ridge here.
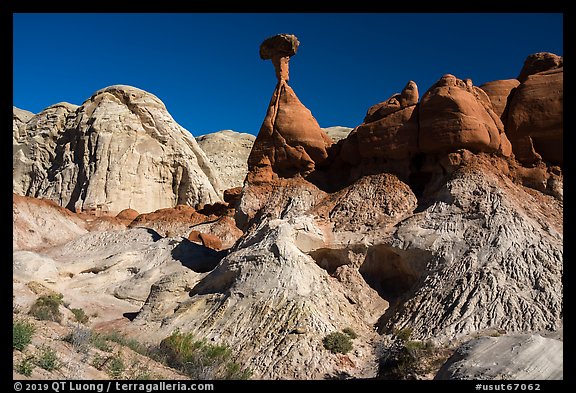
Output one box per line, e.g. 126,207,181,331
13,85,223,215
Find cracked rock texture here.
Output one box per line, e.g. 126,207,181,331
13,85,223,215
435,334,563,380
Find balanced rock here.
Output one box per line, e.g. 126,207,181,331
247,34,333,182
479,79,520,119
13,86,223,215
517,52,563,83
419,74,511,156
507,63,563,166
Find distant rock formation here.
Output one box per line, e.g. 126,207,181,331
247,34,333,182
322,126,353,142
13,85,223,215
196,130,255,190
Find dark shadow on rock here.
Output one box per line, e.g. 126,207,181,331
144,228,163,242
123,311,139,321
171,239,226,273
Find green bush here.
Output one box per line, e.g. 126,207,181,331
15,355,35,376
90,333,112,352
101,331,148,355
13,320,35,351
342,327,358,339
107,354,125,379
153,330,251,380
394,327,413,342
323,332,353,354
29,294,64,323
35,345,60,371
71,308,89,324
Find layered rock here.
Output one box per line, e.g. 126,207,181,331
247,34,333,182
13,85,223,215
479,79,520,119
435,334,563,380
13,103,79,197
507,67,563,166
419,74,511,156
196,130,255,190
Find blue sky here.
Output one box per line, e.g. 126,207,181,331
13,13,563,137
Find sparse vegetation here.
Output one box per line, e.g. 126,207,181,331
13,320,35,351
62,326,92,354
394,327,413,342
15,355,35,376
90,332,112,352
100,331,148,355
107,353,125,379
379,337,452,380
70,308,89,324
151,330,251,379
323,332,353,354
29,293,64,323
35,345,60,371
342,327,358,339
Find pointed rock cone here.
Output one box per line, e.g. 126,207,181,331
247,34,333,183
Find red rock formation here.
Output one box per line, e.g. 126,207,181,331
115,208,139,226
507,66,563,166
341,81,419,162
247,34,333,182
419,74,511,157
223,187,243,205
187,230,223,251
479,79,520,119
517,52,563,83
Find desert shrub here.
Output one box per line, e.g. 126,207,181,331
35,345,60,371
394,327,413,342
379,339,450,379
15,355,35,376
107,353,125,379
342,327,358,339
90,333,112,352
151,330,251,380
13,320,35,351
71,308,89,324
323,332,353,354
101,332,148,355
29,293,64,323
62,326,92,354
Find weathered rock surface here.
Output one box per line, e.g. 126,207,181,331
128,205,211,238
479,79,520,119
322,126,353,142
247,34,333,182
378,153,563,342
196,130,255,190
13,85,223,215
435,334,563,380
507,67,563,166
517,52,563,83
419,75,511,156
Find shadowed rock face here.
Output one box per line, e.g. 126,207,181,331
507,67,563,166
479,79,520,119
517,52,563,83
247,34,333,182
